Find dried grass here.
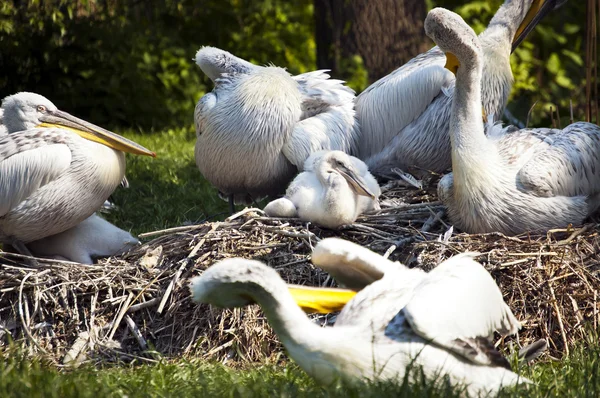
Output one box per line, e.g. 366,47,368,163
1,175,599,367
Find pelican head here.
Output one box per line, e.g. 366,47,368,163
195,46,256,82
444,0,568,74
190,258,282,308
191,257,356,313
1,92,155,157
426,9,482,68
318,151,375,199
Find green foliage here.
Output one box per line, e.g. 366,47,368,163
0,0,589,130
431,0,588,127
101,128,231,234
0,0,313,131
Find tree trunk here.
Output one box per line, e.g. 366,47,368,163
314,0,430,84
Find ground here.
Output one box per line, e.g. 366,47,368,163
2,128,600,397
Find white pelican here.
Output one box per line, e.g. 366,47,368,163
194,47,359,210
27,213,140,264
424,8,600,235
0,93,130,204
263,150,380,229
0,92,155,254
356,0,567,178
190,237,529,396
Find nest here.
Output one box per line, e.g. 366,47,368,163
1,176,599,366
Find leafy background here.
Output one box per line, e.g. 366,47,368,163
0,0,589,131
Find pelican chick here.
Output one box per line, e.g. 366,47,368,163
356,0,567,178
264,151,380,229
425,8,600,235
194,47,359,209
0,92,155,253
190,237,528,396
27,214,140,264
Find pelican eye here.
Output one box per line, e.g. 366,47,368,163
37,105,47,113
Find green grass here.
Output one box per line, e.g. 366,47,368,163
1,340,600,397
104,127,231,235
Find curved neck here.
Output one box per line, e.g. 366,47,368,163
247,280,328,350
482,0,535,44
451,58,488,155
449,46,504,189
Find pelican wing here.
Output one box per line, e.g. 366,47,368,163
294,70,355,118
193,92,217,138
515,122,600,197
492,124,558,169
355,47,454,159
281,72,360,169
0,108,6,136
390,253,519,366
0,130,71,217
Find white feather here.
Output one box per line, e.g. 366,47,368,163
27,214,140,264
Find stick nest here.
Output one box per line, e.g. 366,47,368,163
1,176,599,367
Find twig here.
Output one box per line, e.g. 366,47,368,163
383,245,397,259
18,272,51,357
107,293,134,341
570,99,574,124
124,315,147,350
548,280,570,356
157,228,215,315
225,207,264,222
526,100,539,128
128,297,161,313
139,225,203,238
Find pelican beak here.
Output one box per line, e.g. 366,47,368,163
444,52,460,75
336,165,375,199
287,285,357,314
37,110,156,157
512,0,562,52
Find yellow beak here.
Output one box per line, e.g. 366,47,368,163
444,52,460,75
287,285,357,314
513,0,559,52
37,109,156,157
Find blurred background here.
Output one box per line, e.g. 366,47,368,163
0,0,589,131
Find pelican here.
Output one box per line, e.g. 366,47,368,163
0,92,155,254
27,213,140,264
190,237,529,396
194,47,359,210
356,0,567,178
0,94,130,212
263,150,380,229
424,8,600,235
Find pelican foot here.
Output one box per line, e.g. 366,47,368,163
8,238,40,267
228,195,236,215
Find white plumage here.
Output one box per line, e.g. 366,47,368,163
355,0,566,178
425,7,600,235
263,150,380,229
190,237,527,396
0,92,154,252
193,47,359,205
27,214,140,264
